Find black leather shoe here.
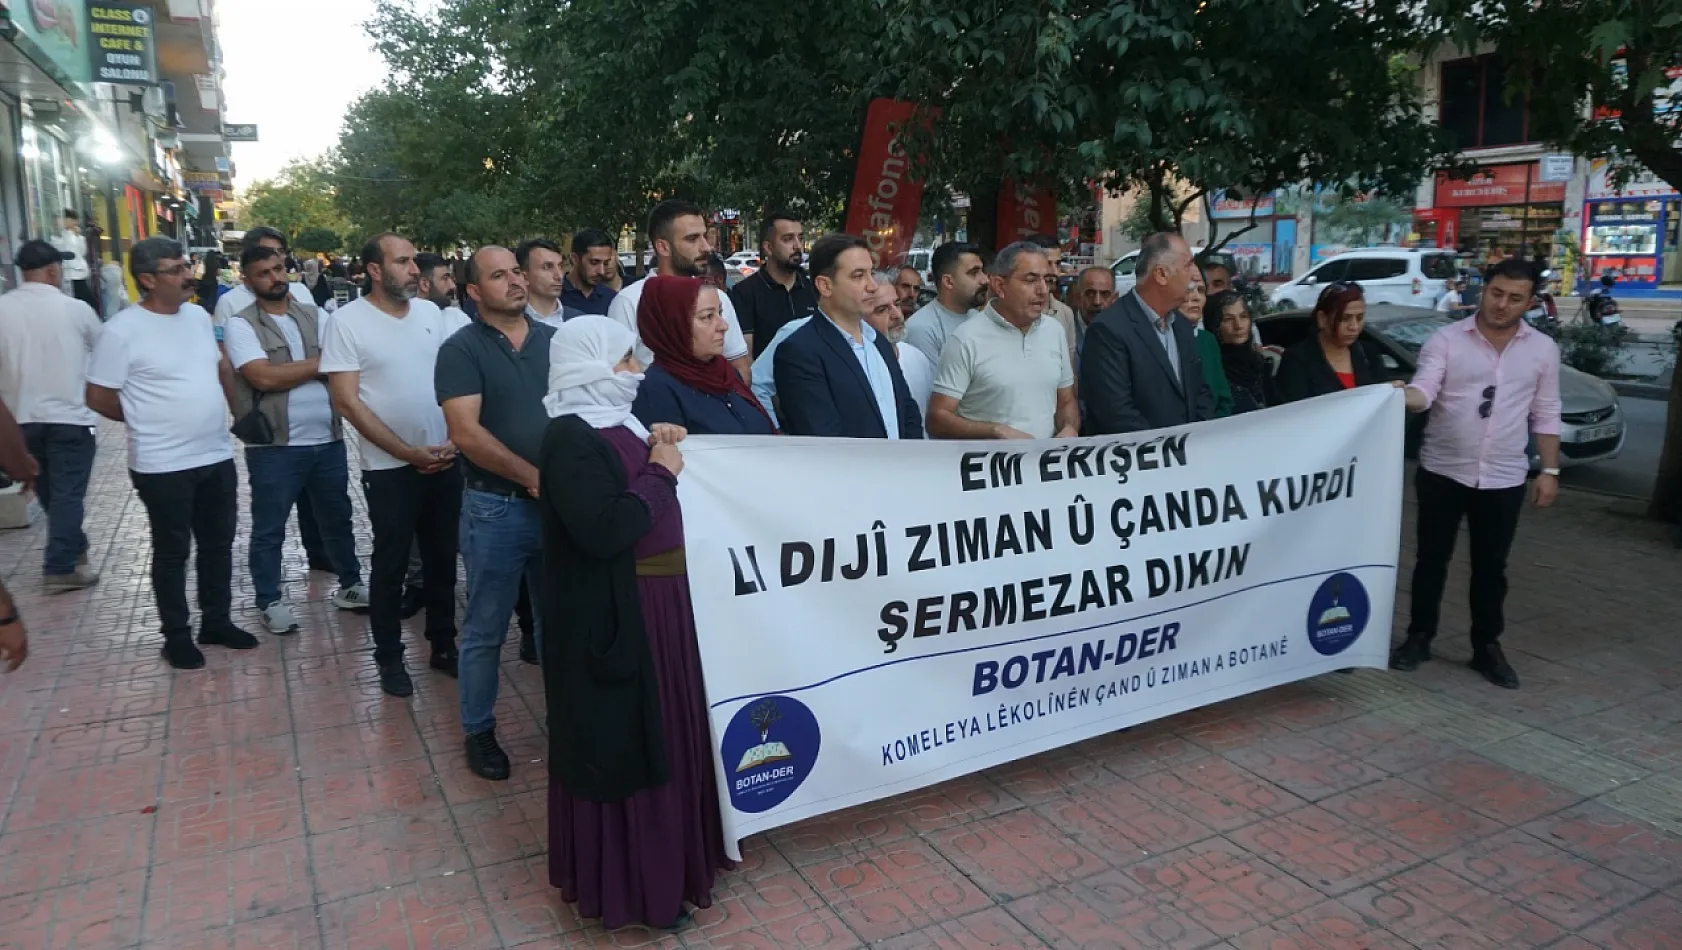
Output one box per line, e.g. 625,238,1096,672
400,585,425,620
1470,644,1520,689
198,624,260,650
466,730,511,781
519,627,538,666
162,637,206,670
1389,635,1432,672
379,663,415,698
429,648,459,678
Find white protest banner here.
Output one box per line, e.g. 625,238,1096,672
678,386,1404,857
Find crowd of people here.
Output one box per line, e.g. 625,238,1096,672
0,197,1565,931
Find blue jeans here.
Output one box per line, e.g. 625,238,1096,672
22,423,95,575
246,442,361,608
458,489,544,737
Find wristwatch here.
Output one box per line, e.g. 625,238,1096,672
1541,467,1561,477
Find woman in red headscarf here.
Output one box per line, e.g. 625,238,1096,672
631,275,776,435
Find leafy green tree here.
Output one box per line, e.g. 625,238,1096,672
243,158,350,248
1428,0,1682,521
294,227,342,254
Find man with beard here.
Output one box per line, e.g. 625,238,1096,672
869,272,935,419
435,246,555,779
905,241,987,364
321,233,470,698
87,238,255,670
224,245,367,636
894,266,923,319
608,199,751,378
730,210,817,358
561,228,619,316
418,252,469,324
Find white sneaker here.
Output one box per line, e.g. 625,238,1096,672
261,601,300,635
333,583,371,612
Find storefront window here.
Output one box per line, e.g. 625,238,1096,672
21,124,76,237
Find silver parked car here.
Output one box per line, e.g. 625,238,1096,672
1255,304,1624,468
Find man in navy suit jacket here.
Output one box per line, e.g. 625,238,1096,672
1081,232,1214,434
773,233,924,439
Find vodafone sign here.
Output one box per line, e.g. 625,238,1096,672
843,99,934,270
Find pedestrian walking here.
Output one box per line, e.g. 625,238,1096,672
0,240,102,591
1392,258,1562,689
223,244,367,636
320,233,470,698
436,246,556,779
86,237,255,670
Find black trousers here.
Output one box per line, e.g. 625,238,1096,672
1407,467,1526,647
131,460,237,638
363,462,462,665
71,279,97,313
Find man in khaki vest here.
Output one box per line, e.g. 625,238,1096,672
224,245,368,634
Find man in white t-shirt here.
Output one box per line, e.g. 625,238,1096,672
86,237,256,670
321,232,470,699
607,199,751,379
224,245,368,637
0,240,103,592
1436,279,1465,314
51,213,95,309
214,227,330,573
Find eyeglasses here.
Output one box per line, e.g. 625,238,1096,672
1478,385,1496,418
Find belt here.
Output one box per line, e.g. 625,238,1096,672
465,481,528,499
636,547,686,576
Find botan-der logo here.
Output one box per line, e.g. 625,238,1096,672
1306,572,1370,656
720,695,820,814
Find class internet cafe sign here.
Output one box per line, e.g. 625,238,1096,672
679,386,1404,856
843,98,935,270
88,2,156,85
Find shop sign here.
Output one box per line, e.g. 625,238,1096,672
1587,200,1661,224
1209,190,1275,219
1539,154,1574,183
996,180,1056,246
182,170,221,192
1433,163,1566,207
1592,63,1682,120
223,123,259,142
1224,242,1272,277
1585,159,1676,199
5,0,93,85
88,2,156,84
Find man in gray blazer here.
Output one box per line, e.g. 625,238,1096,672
1080,232,1214,434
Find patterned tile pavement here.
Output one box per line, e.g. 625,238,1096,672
2,424,1682,949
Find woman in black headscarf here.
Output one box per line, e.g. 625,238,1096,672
1201,291,1274,414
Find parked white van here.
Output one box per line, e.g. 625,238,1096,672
1269,247,1458,309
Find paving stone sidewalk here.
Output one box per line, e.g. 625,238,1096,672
1,425,1680,949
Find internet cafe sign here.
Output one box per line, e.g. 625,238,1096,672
88,2,157,85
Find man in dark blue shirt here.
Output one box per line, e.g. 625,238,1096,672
730,210,819,358
560,227,619,316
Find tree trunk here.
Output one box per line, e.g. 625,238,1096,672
1647,364,1682,523
968,184,1000,252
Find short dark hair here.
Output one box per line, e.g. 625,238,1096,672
931,241,980,282
570,227,614,256
515,238,561,271
758,210,800,248
130,236,185,280
240,245,283,270
244,226,288,253
1485,257,1540,292
808,233,870,281
415,252,448,279
61,211,78,222
360,232,401,270
647,199,703,247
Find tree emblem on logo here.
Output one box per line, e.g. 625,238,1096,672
736,698,793,771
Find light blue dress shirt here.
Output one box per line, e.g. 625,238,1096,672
823,313,901,440
750,315,813,430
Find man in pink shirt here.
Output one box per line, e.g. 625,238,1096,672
1392,259,1562,689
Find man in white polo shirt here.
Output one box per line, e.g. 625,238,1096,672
321,232,470,699
926,241,1078,440
86,237,256,670
607,199,751,378
224,244,368,637
0,240,103,592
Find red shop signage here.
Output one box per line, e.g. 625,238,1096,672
996,179,1058,247
1434,163,1566,207
843,98,935,270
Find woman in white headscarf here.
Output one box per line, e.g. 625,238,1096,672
537,316,730,932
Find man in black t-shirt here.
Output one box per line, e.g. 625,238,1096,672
730,210,818,358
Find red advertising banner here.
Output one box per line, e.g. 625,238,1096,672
996,180,1057,246
1434,163,1565,208
843,98,931,270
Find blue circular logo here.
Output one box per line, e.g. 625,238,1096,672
1306,572,1371,656
719,695,821,814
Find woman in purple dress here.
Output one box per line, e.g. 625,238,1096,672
536,315,731,931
